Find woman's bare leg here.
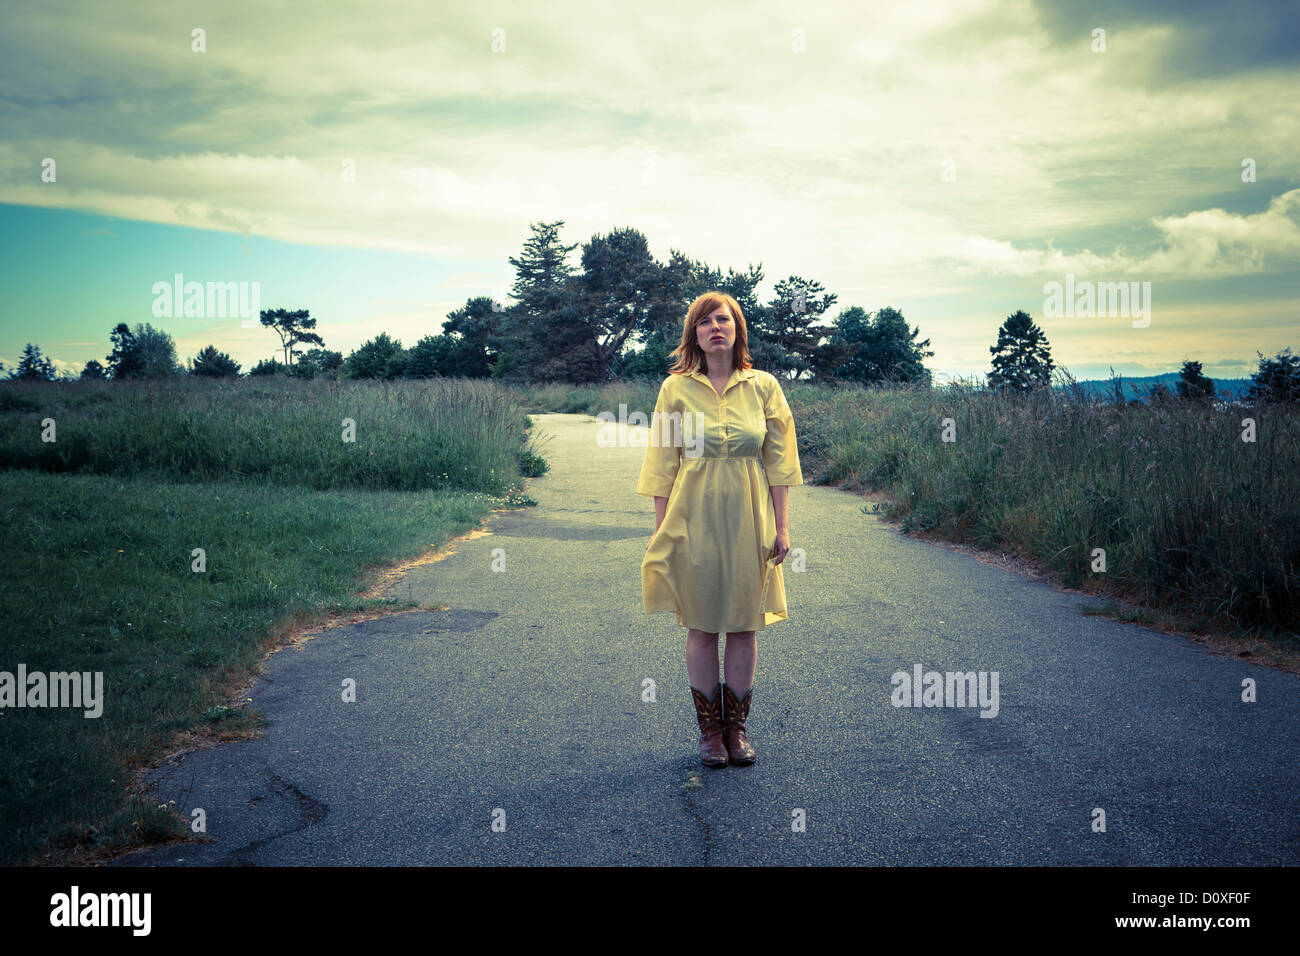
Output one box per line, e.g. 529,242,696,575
686,628,720,691
722,631,757,696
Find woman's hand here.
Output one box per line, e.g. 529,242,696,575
772,528,791,565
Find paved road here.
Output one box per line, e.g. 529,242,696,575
115,412,1300,865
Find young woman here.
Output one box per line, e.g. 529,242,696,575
635,291,803,767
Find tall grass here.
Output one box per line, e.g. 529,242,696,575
0,376,542,496
793,374,1300,637
501,376,662,418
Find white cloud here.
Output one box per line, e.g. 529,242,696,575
935,188,1300,278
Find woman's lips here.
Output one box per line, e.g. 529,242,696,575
710,337,725,342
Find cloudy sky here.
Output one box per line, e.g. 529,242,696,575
1,0,1297,382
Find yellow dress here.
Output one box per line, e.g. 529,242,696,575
636,366,804,633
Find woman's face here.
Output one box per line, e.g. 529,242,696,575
696,307,735,368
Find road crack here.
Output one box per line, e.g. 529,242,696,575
224,768,330,866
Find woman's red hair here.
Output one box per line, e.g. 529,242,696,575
667,291,754,376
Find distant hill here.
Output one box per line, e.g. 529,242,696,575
1055,372,1254,402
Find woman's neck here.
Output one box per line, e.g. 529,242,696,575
704,360,734,380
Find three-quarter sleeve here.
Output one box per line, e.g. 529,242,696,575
761,375,803,486
635,379,681,497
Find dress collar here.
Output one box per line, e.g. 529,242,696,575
687,365,756,396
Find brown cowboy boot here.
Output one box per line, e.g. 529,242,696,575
721,682,757,765
690,682,728,768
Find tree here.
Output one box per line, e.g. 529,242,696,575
1175,360,1214,401
805,304,860,382
679,259,765,327
988,310,1054,393
822,306,933,386
106,323,142,379
343,333,407,379
249,357,287,376
14,344,56,381
639,249,695,342
568,227,690,380
759,277,837,381
405,334,485,378
289,348,344,379
492,221,695,382
492,221,585,381
131,324,183,378
442,296,502,377
189,345,242,377
508,221,580,317
617,335,675,378
1244,347,1300,404
1146,381,1176,405
80,359,107,380
406,334,453,377
105,323,182,379
260,308,325,368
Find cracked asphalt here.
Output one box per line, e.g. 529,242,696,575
113,413,1300,866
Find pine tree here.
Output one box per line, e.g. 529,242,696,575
260,308,325,367
824,306,933,386
14,343,56,381
1244,347,1300,404
494,221,582,381
249,358,286,376
761,278,837,381
1175,360,1215,401
574,227,685,380
988,310,1054,393
406,334,485,378
189,345,242,377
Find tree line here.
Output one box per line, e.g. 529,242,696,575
5,219,1298,402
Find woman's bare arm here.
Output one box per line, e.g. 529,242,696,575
770,484,788,532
